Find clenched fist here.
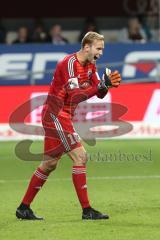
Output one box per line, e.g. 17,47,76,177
109,70,121,88
98,68,121,90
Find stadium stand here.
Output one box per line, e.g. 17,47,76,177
6,31,18,44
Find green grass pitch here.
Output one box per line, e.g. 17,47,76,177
0,139,160,240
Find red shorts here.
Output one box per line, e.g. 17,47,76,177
42,110,82,158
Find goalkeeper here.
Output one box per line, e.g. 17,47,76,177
16,31,121,220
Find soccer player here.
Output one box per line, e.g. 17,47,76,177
16,31,121,220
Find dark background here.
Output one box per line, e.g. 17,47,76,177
1,0,154,17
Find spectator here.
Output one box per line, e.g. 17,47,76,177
138,15,153,41
120,17,147,43
12,26,31,44
47,24,69,45
32,21,48,43
78,17,99,42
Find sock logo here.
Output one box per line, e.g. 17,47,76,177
35,186,42,189
81,184,87,189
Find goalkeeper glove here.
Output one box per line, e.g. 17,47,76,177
98,68,121,90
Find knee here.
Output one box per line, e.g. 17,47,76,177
41,158,59,173
75,152,88,166
46,160,58,171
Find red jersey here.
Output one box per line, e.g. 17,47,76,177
45,53,107,118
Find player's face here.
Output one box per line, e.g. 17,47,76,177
87,39,104,63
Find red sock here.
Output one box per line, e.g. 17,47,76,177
72,166,90,209
22,167,49,206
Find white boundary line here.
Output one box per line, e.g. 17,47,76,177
1,175,160,184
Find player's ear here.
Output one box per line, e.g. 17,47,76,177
84,44,90,52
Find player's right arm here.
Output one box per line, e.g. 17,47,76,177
45,61,68,115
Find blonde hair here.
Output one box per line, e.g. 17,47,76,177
81,31,104,48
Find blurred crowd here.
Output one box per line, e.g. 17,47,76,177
0,16,158,45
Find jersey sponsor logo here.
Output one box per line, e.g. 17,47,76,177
80,81,91,89
122,51,159,78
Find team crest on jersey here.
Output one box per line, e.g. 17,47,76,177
88,69,92,78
